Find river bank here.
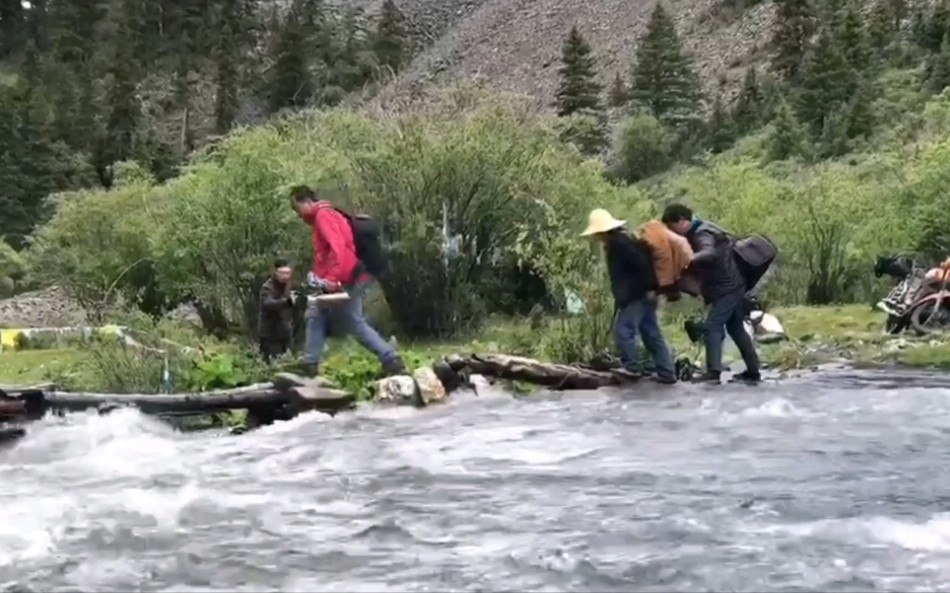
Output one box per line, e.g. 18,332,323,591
0,304,947,393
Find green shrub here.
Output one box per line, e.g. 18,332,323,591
607,114,676,183
28,178,170,322
0,239,27,297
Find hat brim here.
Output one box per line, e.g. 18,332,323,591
580,219,625,237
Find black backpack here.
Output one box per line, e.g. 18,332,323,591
333,207,388,279
733,234,778,293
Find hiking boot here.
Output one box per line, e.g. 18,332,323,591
650,374,677,385
731,370,762,384
615,368,644,382
381,356,408,378
304,363,320,378
694,371,722,384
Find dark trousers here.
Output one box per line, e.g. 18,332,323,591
614,298,676,380
259,339,291,363
704,290,760,374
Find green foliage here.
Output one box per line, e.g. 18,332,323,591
551,110,609,155
733,66,766,133
29,178,165,321
30,88,619,343
0,239,27,297
608,113,676,182
608,73,629,108
766,98,811,162
708,88,737,153
797,26,855,134
322,345,431,400
374,0,408,75
350,88,608,337
630,3,703,128
555,26,603,117
269,9,314,113
182,351,262,391
771,0,817,82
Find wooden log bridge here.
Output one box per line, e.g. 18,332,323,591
443,353,638,390
0,353,642,445
0,373,355,441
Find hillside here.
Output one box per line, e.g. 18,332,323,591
390,0,775,106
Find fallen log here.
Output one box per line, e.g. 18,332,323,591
44,375,355,416
444,353,640,390
45,383,286,414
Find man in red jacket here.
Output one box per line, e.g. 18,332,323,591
291,186,406,378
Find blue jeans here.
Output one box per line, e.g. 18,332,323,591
704,290,760,374
304,281,398,367
614,298,675,380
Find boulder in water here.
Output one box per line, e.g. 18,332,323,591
375,375,425,407
413,367,447,404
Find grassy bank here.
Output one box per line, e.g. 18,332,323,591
1,304,948,397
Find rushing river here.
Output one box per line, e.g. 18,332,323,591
3,368,950,592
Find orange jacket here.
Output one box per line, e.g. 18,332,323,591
639,220,695,290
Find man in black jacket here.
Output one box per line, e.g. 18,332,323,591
662,204,760,384
581,209,676,384
258,257,296,362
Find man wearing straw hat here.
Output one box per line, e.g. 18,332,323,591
580,208,677,384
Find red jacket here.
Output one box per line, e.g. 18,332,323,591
299,201,369,286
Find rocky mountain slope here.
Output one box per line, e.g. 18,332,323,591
377,0,778,107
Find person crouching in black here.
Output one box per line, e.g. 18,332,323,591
258,257,295,362
581,208,677,384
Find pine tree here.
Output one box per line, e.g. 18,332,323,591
732,66,764,132
922,0,950,53
373,0,407,74
555,26,603,116
0,0,24,58
767,98,809,161
927,31,950,92
708,91,736,153
334,7,378,92
0,82,57,244
818,103,851,157
101,0,141,172
608,73,629,107
269,10,313,113
846,80,875,139
630,3,703,128
770,0,817,82
868,0,899,51
797,26,854,134
838,2,870,71
214,23,240,134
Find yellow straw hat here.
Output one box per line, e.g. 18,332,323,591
580,208,626,237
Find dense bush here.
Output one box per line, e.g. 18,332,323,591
28,86,623,341
0,239,26,297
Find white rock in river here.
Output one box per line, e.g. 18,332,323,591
374,367,449,405
375,375,417,404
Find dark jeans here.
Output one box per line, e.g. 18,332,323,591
614,298,675,380
704,290,760,374
259,339,290,363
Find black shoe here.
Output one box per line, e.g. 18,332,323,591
731,370,761,384
650,374,677,385
382,356,408,378
304,364,319,378
694,371,722,384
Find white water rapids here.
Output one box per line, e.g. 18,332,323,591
3,368,950,591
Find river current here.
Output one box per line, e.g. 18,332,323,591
2,368,950,592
